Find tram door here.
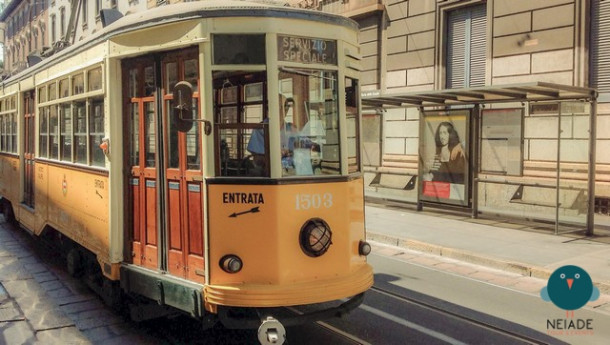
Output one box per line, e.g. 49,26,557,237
124,50,205,283
125,58,159,270
23,91,35,208
161,51,205,283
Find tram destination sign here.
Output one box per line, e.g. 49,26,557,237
278,35,337,65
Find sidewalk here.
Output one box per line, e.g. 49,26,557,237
365,200,610,294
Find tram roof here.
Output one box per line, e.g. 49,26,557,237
361,82,598,109
1,1,357,86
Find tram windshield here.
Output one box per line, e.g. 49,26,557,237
278,68,339,177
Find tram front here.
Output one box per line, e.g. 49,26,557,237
200,16,373,342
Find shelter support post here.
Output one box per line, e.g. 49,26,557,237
587,99,597,236
471,105,481,219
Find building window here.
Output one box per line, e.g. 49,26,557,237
591,0,610,100
82,0,88,25
60,7,66,40
445,4,487,89
51,14,56,43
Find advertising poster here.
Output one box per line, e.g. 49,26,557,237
420,110,470,206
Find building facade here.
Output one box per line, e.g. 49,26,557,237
1,0,608,229
310,0,609,229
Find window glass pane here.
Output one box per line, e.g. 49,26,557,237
0,116,5,152
213,34,266,65
39,86,47,103
90,99,105,167
39,108,48,158
187,98,200,170
74,102,87,164
12,114,18,153
165,62,178,94
144,102,155,168
345,77,360,173
88,67,102,91
166,99,179,169
59,78,69,98
60,104,72,161
278,69,339,177
185,59,199,93
129,68,138,98
144,66,154,97
73,74,84,95
49,106,59,159
130,103,139,166
49,83,57,101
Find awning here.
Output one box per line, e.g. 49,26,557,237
362,82,598,108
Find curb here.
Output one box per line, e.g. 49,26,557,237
367,231,610,295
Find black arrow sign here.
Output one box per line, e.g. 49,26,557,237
229,206,260,218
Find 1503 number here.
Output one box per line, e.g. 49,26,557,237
295,193,333,210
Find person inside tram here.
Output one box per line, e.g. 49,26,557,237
246,95,297,171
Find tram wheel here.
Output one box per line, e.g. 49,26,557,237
66,248,83,277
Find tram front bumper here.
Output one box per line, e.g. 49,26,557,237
204,264,373,308
217,292,365,330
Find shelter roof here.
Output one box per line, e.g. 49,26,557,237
362,82,598,109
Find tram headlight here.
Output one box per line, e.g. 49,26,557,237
220,254,243,273
359,240,372,256
299,218,332,257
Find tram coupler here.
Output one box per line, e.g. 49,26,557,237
257,317,286,345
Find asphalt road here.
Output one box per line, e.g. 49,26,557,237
3,217,609,344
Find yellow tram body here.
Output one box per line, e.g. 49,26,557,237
0,1,373,337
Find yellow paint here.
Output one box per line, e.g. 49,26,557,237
206,178,373,307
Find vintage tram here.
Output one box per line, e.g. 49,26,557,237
0,1,373,343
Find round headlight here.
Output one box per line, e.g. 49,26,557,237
299,218,332,257
220,254,243,273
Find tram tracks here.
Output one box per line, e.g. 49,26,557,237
369,285,554,345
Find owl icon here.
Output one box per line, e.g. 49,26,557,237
541,265,600,317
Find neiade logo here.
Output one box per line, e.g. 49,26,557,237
540,265,600,337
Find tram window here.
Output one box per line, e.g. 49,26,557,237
345,77,360,173
13,114,19,153
73,74,84,95
74,102,87,164
0,116,4,151
39,86,47,103
90,100,105,167
130,103,140,166
49,83,57,101
60,104,72,162
39,108,48,158
128,68,138,98
144,102,156,168
49,106,59,159
185,59,199,93
144,66,155,97
167,99,180,169
59,78,70,98
186,98,201,170
214,71,268,177
212,34,266,65
278,69,340,177
88,67,102,91
166,62,178,94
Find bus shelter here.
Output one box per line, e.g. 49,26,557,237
362,82,598,235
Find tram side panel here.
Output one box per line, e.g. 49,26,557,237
0,156,20,210
45,164,110,263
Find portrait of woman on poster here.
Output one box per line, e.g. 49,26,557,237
426,121,466,184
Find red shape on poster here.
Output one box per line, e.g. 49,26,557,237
423,181,451,198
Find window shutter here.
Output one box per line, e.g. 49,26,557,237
591,0,610,95
446,5,487,88
447,10,467,89
469,5,487,87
